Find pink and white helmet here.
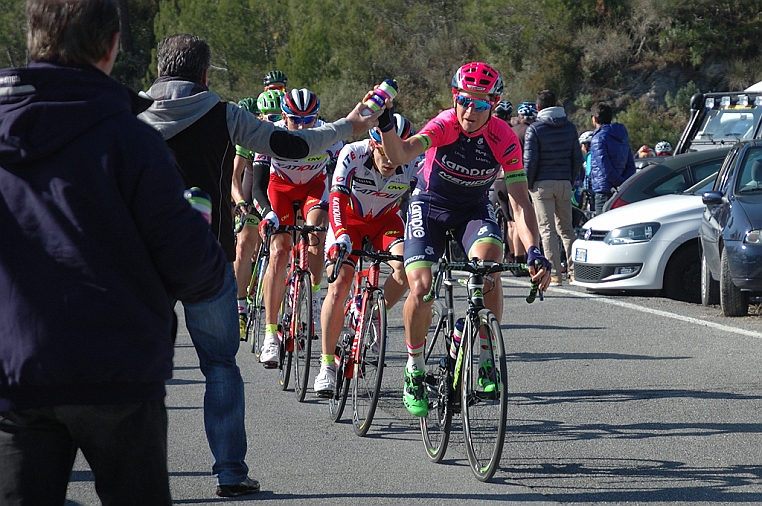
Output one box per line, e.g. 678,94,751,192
451,62,504,96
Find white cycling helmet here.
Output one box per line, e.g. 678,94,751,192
655,141,672,155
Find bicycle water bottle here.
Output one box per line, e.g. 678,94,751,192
360,79,399,117
349,295,362,330
449,318,465,360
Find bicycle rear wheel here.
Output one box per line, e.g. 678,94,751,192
461,309,507,482
249,254,268,357
352,290,386,437
293,272,313,402
421,300,452,462
278,278,293,391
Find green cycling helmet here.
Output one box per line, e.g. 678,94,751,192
263,70,288,87
257,89,286,115
237,97,259,114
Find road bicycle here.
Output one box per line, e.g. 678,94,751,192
275,218,327,402
420,234,541,482
326,241,402,436
233,204,269,358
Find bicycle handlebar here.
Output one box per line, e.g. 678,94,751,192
327,245,404,284
233,202,249,234
422,258,543,303
327,244,348,284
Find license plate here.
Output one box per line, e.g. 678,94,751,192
575,248,587,262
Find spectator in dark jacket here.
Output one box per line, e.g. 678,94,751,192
524,90,583,286
590,102,636,214
0,1,227,504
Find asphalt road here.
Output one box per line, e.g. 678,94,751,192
66,277,762,505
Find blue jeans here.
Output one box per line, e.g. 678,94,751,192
182,264,248,486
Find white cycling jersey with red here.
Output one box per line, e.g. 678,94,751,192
413,109,525,206
330,139,418,227
261,118,344,185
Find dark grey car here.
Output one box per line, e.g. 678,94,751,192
602,148,731,212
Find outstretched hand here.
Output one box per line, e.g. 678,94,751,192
346,92,382,136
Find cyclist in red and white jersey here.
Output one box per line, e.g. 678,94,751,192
258,89,344,367
313,114,419,395
378,62,551,417
231,90,284,339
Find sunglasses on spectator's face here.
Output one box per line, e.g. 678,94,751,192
264,113,282,122
455,94,493,112
287,115,317,125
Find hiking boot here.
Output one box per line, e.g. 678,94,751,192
403,369,428,417
550,276,562,287
216,477,260,497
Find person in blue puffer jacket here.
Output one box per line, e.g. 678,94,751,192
589,102,636,215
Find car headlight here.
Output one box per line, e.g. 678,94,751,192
604,222,660,245
744,229,762,245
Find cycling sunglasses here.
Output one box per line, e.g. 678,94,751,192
264,113,282,122
286,115,317,125
455,94,493,112
371,140,386,157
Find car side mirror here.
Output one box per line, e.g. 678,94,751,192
702,191,724,205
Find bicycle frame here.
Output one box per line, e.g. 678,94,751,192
339,250,384,378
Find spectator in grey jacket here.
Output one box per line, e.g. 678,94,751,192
139,33,381,498
524,90,583,286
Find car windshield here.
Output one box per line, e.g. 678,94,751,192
684,172,718,195
695,105,762,143
736,147,762,193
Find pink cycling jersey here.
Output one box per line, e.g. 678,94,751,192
413,109,525,206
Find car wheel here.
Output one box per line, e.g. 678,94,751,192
719,248,748,316
663,242,701,303
700,251,720,306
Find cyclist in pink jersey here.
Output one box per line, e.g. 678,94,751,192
378,62,551,417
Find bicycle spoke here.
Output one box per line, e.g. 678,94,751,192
461,310,507,482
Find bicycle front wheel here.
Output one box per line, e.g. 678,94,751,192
278,279,293,391
461,309,507,482
352,290,386,437
329,340,350,422
421,300,452,462
293,272,313,402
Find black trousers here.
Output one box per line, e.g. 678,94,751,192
0,400,171,506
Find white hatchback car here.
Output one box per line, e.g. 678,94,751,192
570,175,717,302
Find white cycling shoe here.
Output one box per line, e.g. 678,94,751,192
259,334,280,368
313,366,336,397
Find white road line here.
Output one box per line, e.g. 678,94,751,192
502,278,762,340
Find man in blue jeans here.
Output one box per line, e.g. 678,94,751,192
0,1,227,504
140,34,381,496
